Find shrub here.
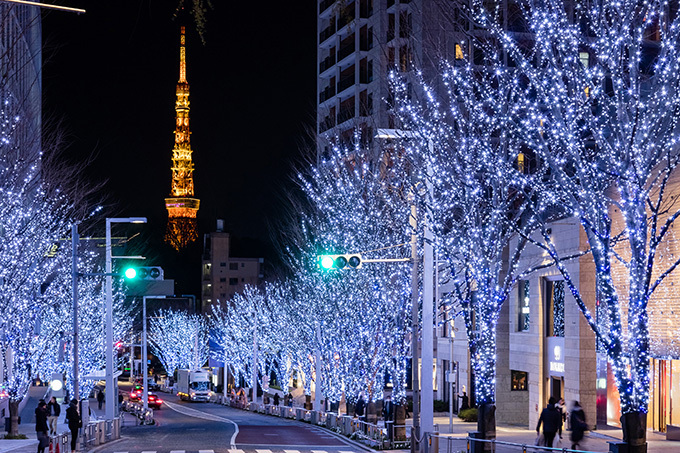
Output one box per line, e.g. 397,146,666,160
433,399,448,412
458,408,478,422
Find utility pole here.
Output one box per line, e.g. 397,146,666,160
71,224,79,400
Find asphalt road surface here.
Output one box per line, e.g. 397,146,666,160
93,390,366,453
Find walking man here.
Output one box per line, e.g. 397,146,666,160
382,395,394,442
46,397,60,436
65,399,81,452
536,397,563,447
35,400,49,453
97,390,105,410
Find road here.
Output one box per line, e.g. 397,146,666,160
93,389,366,453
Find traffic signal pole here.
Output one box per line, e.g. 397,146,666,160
71,224,80,401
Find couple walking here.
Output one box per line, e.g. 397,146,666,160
536,397,587,450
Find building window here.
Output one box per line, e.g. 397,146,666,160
229,262,238,270
518,280,530,332
455,43,464,60
229,278,238,285
220,262,226,267
545,280,565,337
219,277,226,283
511,370,528,391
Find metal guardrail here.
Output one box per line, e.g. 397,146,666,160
48,417,120,453
427,432,602,453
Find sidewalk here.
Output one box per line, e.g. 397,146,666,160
0,386,111,453
423,414,677,452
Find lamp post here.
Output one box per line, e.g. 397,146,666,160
105,217,146,421
376,129,435,448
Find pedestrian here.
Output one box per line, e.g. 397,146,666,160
354,394,366,419
382,395,394,441
46,396,60,436
536,397,563,448
35,400,49,453
273,392,280,406
459,392,470,411
569,401,587,450
556,398,566,436
97,389,105,410
287,392,293,407
65,399,81,452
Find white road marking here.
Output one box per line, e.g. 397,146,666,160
141,451,156,453
164,400,240,448
311,450,329,453
284,450,301,453
198,450,214,453
228,449,245,453
256,450,273,453
169,451,186,453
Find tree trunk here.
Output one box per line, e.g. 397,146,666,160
394,404,406,441
620,412,648,453
366,401,377,424
9,400,19,437
476,403,496,444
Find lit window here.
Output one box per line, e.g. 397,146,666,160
511,370,528,391
455,43,464,60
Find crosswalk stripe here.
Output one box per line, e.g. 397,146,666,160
169,451,185,453
198,450,214,453
284,450,301,453
311,450,329,453
141,451,156,453
256,450,273,453
229,450,245,453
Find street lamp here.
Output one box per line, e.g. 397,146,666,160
375,129,435,448
105,217,146,420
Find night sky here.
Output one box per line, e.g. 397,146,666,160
41,2,317,293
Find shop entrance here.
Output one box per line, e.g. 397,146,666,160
549,376,563,402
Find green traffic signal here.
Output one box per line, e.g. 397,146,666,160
124,267,137,279
318,254,362,270
320,255,335,269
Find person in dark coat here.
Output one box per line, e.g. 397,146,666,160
459,392,470,411
382,395,395,441
65,399,81,452
354,394,366,419
35,400,49,453
97,390,105,410
273,393,280,406
536,397,563,447
569,401,587,450
46,397,60,436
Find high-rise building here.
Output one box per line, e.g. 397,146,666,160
316,0,457,160
165,26,200,251
0,4,42,164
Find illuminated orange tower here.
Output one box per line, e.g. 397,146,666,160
165,26,200,251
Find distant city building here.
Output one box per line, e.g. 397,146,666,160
0,3,42,164
316,0,457,160
201,220,264,312
165,26,200,251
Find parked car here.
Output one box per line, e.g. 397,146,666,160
147,392,162,409
129,385,143,401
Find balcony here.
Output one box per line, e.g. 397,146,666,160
387,0,396,8
360,35,373,51
320,0,335,15
319,85,336,103
337,75,355,94
337,42,356,63
319,22,336,44
360,2,373,18
319,54,336,74
319,116,336,133
337,108,355,125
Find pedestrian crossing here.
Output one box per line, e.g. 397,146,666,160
113,450,359,453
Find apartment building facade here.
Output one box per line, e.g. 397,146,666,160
201,220,264,313
317,0,459,160
0,3,42,164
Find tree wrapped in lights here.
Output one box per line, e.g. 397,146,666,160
148,308,208,374
210,284,293,398
391,60,549,435
33,250,133,399
283,141,413,408
467,0,680,447
0,104,73,436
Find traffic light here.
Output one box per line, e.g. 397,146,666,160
123,266,164,280
318,254,362,270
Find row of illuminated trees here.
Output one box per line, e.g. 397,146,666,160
152,0,680,449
